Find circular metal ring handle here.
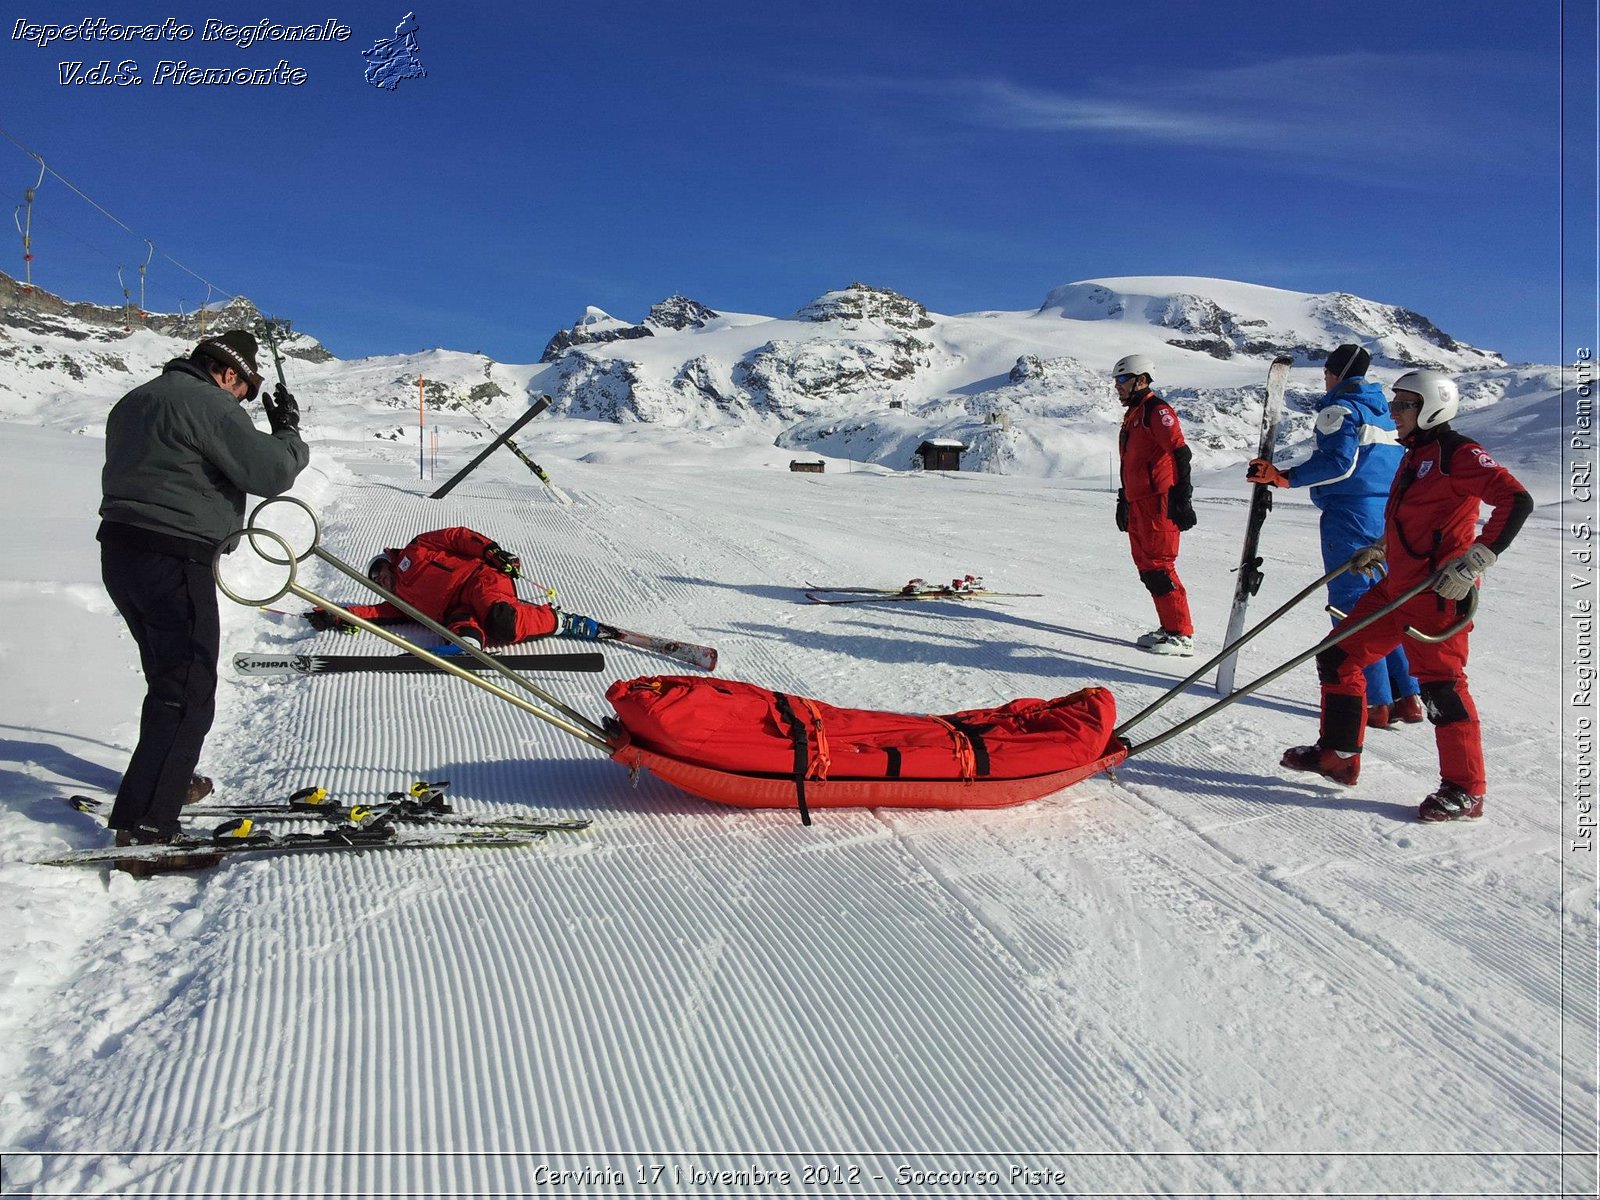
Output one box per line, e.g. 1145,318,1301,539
214,526,297,607
246,495,321,565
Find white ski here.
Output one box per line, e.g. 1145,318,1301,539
1215,355,1294,695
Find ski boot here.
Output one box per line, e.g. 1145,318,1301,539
1280,744,1360,785
1141,630,1194,656
1391,694,1426,724
1418,783,1484,822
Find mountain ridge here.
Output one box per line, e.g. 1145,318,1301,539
0,270,1555,483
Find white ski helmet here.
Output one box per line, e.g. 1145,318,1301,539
1113,354,1155,381
1390,369,1459,429
367,554,392,582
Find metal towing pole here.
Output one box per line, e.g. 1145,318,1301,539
1116,560,1353,742
214,496,614,753
1116,572,1478,762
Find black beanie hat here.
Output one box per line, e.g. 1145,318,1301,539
1325,343,1371,381
194,330,264,400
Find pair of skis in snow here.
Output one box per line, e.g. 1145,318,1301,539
805,574,1042,606
41,782,591,869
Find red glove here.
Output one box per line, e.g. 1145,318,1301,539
1246,458,1290,488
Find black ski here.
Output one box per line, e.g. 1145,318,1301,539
233,650,604,676
1215,355,1294,695
429,395,552,499
39,821,540,869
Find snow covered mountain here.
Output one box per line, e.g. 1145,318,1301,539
0,270,1560,488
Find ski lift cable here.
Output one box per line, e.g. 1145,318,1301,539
0,125,237,303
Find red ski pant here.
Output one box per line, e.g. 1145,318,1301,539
1316,580,1483,794
449,570,557,644
1126,496,1192,636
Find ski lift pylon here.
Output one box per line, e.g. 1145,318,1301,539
13,154,45,294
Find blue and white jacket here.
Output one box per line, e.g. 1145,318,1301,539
1282,377,1402,509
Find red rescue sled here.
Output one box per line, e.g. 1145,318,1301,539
606,676,1128,816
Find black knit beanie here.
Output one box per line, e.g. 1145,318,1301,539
1325,343,1371,381
194,330,264,400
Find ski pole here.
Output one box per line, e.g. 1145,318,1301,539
216,497,614,750
1120,580,1476,763
261,317,290,390
1116,560,1352,740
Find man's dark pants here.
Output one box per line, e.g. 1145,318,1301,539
100,540,219,837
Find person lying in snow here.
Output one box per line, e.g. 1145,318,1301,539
304,526,602,647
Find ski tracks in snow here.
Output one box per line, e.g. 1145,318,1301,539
3,455,1580,1197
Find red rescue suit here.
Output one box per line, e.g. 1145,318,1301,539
1119,390,1193,636
1316,427,1532,795
346,527,557,645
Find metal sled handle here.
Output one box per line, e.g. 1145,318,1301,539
212,497,614,751
1115,561,1352,740
1325,581,1479,643
1119,575,1439,763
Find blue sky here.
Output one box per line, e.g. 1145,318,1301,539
2,2,1592,365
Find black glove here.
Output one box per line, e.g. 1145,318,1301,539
1168,445,1197,530
1114,488,1129,533
263,382,300,434
1168,487,1197,531
483,542,521,578
305,608,353,633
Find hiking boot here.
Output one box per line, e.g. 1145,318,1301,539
1142,631,1194,656
1280,743,1361,785
1418,783,1484,822
186,774,214,805
1392,694,1426,724
1367,704,1392,730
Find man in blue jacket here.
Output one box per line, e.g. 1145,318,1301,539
1246,344,1421,727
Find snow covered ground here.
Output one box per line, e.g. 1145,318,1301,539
0,409,1590,1198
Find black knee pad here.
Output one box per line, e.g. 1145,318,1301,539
486,601,517,644
1138,568,1175,597
1315,645,1348,685
1420,680,1470,726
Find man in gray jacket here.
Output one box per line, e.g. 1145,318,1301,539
99,330,309,864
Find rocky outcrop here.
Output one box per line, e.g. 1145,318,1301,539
795,282,935,331
647,295,718,331
0,269,333,360
545,350,650,422
735,334,939,419
539,306,654,362
1312,293,1503,368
